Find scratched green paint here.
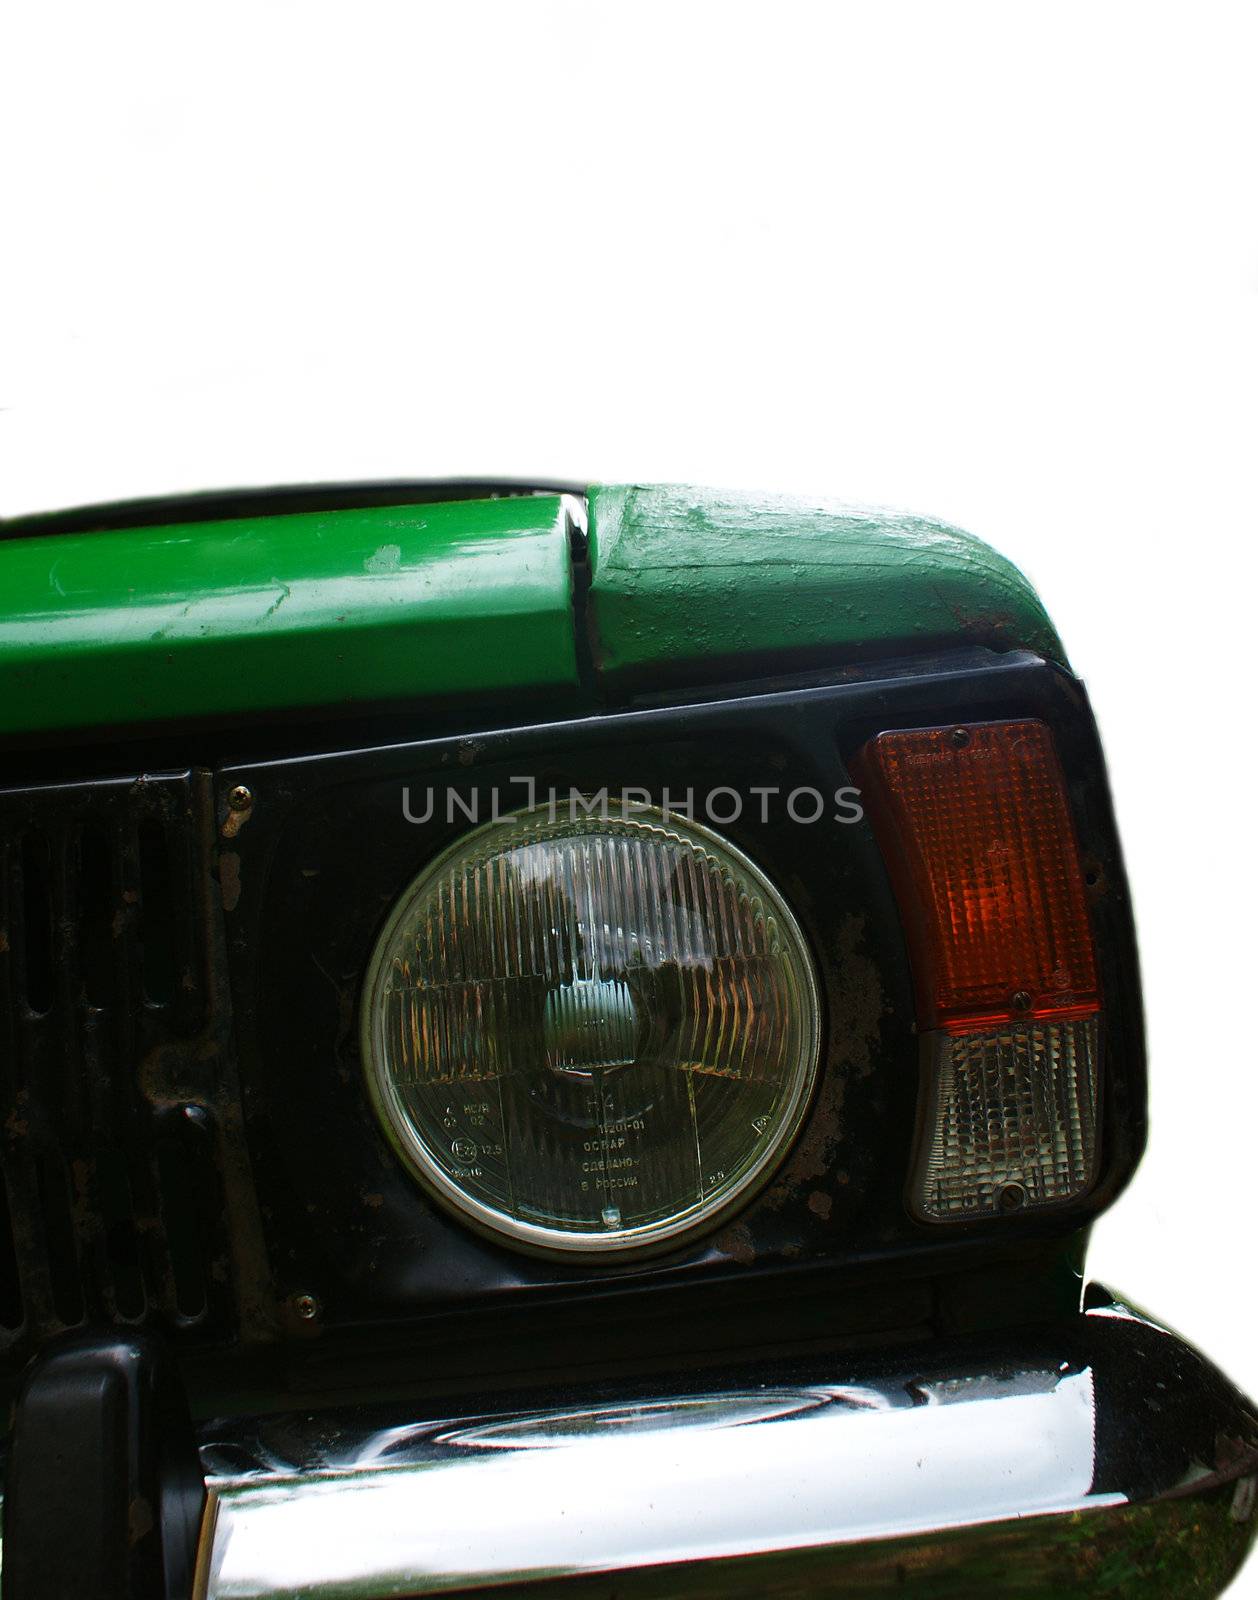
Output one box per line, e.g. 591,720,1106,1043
0,496,582,736
585,485,1065,687
0,484,1065,739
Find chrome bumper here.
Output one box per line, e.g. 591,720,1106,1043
195,1292,1256,1599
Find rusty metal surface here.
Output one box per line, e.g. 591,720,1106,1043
0,649,1144,1392
206,650,1138,1353
0,769,276,1367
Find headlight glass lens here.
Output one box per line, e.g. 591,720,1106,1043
362,806,821,1256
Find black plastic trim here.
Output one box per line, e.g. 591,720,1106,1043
1,1333,204,1600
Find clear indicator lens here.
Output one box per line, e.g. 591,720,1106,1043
362,808,821,1256
915,1016,1100,1220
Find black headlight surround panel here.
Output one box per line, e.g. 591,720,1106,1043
218,650,1145,1329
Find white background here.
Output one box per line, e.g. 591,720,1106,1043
3,2,1256,1583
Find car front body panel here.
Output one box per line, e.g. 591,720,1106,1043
0,482,1250,1598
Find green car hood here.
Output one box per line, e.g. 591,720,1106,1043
0,483,1063,739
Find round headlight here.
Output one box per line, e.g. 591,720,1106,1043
361,806,821,1257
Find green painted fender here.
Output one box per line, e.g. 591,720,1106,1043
585,485,1065,690
0,483,1065,740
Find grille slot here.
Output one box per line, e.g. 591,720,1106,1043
94,1145,147,1320
0,1169,23,1329
18,834,54,1016
36,1151,83,1327
0,772,252,1357
78,822,115,1009
138,817,179,1007
155,1110,216,1321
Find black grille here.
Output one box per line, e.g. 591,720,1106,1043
0,771,263,1358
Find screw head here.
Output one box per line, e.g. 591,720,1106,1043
292,1292,320,1322
1011,989,1033,1013
227,785,253,813
948,727,971,748
997,1182,1027,1214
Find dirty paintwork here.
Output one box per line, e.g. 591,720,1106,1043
0,483,1065,739
585,485,1066,689
0,495,582,737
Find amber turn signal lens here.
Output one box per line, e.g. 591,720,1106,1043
855,718,1102,1222
854,720,1098,1032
